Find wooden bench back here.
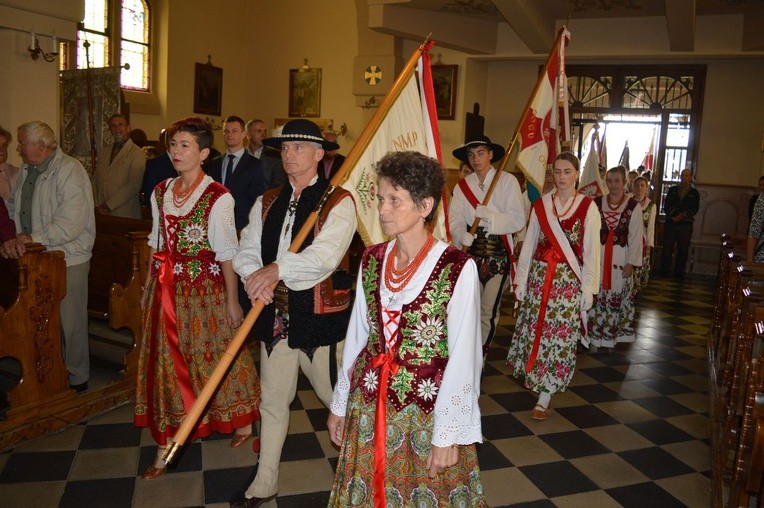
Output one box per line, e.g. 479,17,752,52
88,214,151,320
0,244,69,409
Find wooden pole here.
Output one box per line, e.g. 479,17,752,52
83,40,97,176
163,38,432,465
463,26,568,248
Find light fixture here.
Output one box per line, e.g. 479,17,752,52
28,31,59,62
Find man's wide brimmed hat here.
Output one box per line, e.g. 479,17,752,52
262,119,339,151
452,135,505,163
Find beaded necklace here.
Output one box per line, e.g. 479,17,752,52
606,193,626,211
384,235,435,293
552,192,577,218
172,172,205,208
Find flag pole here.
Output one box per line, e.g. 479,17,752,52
163,37,433,465
463,26,568,246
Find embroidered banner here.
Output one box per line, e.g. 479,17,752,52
60,67,121,176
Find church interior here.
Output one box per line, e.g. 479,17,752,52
1,0,764,506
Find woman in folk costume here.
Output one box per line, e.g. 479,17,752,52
327,151,486,507
632,176,656,294
135,117,260,480
588,166,644,350
507,152,601,420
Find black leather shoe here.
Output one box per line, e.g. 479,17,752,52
229,493,276,507
69,382,88,393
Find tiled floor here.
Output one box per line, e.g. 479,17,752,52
0,275,714,507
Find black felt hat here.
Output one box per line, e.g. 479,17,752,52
452,135,505,163
262,119,339,151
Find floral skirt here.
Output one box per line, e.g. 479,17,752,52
588,274,636,347
633,249,651,295
329,391,486,508
507,259,581,394
134,277,260,445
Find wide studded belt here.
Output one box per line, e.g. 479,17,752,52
469,227,504,257
274,281,289,313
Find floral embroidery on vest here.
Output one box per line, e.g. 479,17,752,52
533,197,589,268
351,243,468,414
153,181,226,288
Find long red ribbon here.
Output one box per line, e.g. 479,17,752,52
602,229,615,290
371,349,399,508
525,248,562,373
153,251,197,415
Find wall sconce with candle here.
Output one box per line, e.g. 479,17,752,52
28,31,59,62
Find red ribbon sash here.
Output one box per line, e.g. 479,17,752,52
457,178,514,262
602,229,615,290
152,251,198,417
457,178,480,209
526,248,562,373
371,348,399,508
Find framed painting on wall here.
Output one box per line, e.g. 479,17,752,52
193,62,223,117
289,68,322,118
431,64,458,120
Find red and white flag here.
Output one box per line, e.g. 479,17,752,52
339,42,447,245
516,27,571,191
619,140,630,171
579,132,606,197
641,127,657,171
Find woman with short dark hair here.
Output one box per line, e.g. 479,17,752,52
135,117,260,480
327,151,486,506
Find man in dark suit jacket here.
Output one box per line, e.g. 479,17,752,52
319,131,345,181
206,115,267,231
140,151,176,207
246,119,285,189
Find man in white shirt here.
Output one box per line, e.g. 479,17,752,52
448,135,527,352
206,116,267,232
231,119,357,507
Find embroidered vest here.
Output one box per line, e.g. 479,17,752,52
641,200,655,227
350,243,470,415
533,196,590,268
152,179,227,290
253,179,352,350
595,196,638,247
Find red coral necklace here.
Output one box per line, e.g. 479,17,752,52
384,235,435,293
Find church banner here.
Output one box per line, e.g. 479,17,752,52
60,67,121,176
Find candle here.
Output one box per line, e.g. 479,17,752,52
30,30,35,49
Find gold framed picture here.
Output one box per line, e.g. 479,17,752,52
431,64,458,121
289,68,322,118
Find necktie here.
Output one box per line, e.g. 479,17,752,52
224,154,235,185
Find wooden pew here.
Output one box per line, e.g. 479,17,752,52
711,236,734,338
89,214,151,376
0,212,151,450
728,355,763,507
0,244,69,409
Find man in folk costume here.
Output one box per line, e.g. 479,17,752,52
231,119,357,507
449,135,527,351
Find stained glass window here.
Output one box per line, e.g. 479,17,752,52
75,0,151,92
77,0,109,69
120,0,150,90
